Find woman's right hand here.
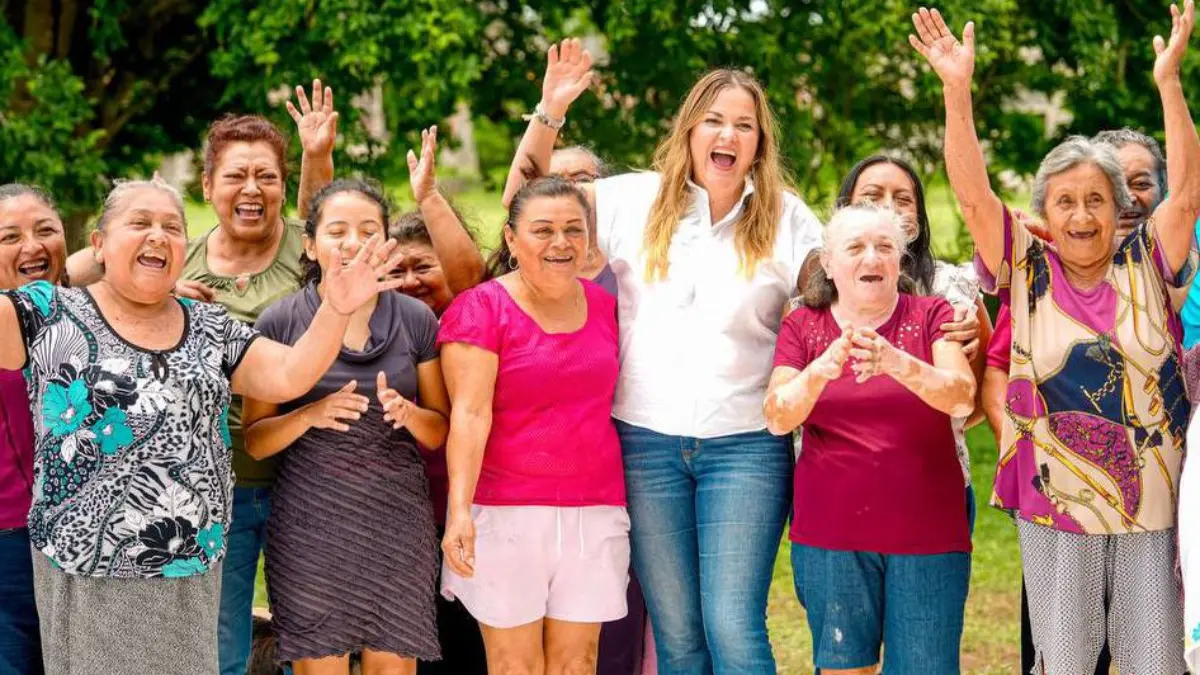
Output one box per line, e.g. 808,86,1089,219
811,327,852,383
442,508,476,578
301,380,369,432
909,7,976,90
540,38,594,119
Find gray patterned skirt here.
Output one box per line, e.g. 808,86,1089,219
31,548,222,675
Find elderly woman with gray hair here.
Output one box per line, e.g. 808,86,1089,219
0,178,406,675
913,3,1199,672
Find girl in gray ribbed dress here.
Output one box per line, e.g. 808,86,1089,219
242,180,449,671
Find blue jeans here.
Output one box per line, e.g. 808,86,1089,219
616,421,792,675
0,527,43,675
219,486,272,675
791,543,970,674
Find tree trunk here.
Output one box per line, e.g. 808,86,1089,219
64,210,93,254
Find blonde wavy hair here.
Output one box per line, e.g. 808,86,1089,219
643,69,791,281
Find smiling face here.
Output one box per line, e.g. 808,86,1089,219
304,191,386,282
849,162,921,242
0,194,67,290
1115,143,1163,241
505,195,589,284
92,187,188,304
202,141,286,242
687,86,760,196
388,240,453,315
822,212,905,311
1044,162,1119,271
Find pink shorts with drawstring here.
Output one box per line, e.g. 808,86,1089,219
441,505,631,629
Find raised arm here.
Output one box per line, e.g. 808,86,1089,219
910,8,1006,274
440,342,498,578
764,328,852,435
231,235,404,402
406,126,486,293
850,326,976,418
287,79,338,220
501,39,594,208
1149,0,1200,275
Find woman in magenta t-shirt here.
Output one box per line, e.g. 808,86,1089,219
0,183,67,675
765,205,976,672
438,176,627,673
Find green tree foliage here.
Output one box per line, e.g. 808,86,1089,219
0,0,481,247
0,0,1193,249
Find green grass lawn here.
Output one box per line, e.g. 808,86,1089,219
186,183,1025,672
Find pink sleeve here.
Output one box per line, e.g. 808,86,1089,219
985,304,1012,372
772,311,811,370
972,205,1030,305
437,285,501,354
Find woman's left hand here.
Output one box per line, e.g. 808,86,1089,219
377,371,415,429
324,234,406,315
940,304,980,358
1154,0,1195,86
848,327,905,383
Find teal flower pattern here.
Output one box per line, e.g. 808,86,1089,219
197,523,226,558
42,380,92,437
91,407,133,456
22,280,54,317
161,557,207,578
3,283,260,578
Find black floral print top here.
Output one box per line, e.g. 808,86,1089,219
4,282,259,578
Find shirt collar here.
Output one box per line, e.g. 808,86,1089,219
685,176,757,229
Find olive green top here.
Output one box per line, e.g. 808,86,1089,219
182,218,306,487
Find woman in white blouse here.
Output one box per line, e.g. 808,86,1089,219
505,40,822,674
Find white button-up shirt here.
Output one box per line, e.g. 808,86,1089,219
595,171,823,438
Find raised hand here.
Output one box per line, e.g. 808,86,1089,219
849,327,905,384
287,78,339,157
323,234,407,316
909,7,976,89
377,371,415,429
541,38,594,118
811,327,852,383
1154,1,1196,86
407,126,439,206
302,380,370,432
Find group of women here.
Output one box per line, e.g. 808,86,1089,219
3,3,1200,675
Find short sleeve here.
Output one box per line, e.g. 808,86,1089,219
986,304,1012,371
772,311,812,371
593,172,660,259
203,303,260,378
973,205,1031,302
783,196,824,298
925,297,957,345
409,301,440,363
593,176,623,259
1145,214,1200,290
252,301,289,343
2,281,58,366
437,285,501,354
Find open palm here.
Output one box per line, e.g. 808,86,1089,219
287,79,339,156
407,126,439,205
324,235,407,315
909,8,975,89
1154,1,1196,85
541,38,594,116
